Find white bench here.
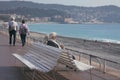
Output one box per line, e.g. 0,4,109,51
33,43,94,71
58,51,94,71
13,43,94,80
13,43,64,80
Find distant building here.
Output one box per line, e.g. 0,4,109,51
39,17,51,22
64,18,79,24
51,15,64,23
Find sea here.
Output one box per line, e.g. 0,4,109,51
29,23,120,44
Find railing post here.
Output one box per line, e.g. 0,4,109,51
79,53,82,61
103,59,106,73
89,55,92,65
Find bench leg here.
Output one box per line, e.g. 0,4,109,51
14,58,17,66
32,70,36,80
52,67,57,80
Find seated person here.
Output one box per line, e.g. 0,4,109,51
47,32,75,59
47,32,64,49
47,32,75,69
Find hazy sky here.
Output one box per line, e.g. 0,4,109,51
1,0,120,7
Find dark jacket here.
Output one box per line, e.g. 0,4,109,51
47,40,59,48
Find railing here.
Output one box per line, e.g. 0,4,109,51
65,47,120,73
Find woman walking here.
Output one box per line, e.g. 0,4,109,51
19,20,29,46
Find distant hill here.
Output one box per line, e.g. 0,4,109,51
0,1,120,23
0,7,66,18
0,1,67,17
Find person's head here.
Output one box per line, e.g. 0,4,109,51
49,32,57,40
10,17,15,21
22,20,25,24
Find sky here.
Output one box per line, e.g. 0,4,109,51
1,0,120,7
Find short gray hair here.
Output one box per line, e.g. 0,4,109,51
49,32,57,39
10,17,15,21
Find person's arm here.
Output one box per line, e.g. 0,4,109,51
8,21,11,31
60,44,64,49
15,22,19,31
25,24,30,35
19,24,22,34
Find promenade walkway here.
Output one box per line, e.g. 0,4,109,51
0,33,119,80
0,33,27,80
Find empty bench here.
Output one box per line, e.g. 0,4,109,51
58,50,94,71
12,43,64,80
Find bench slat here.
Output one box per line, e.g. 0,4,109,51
24,53,55,70
23,55,50,71
13,54,50,72
29,45,61,60
13,54,37,69
27,50,57,66
33,43,63,56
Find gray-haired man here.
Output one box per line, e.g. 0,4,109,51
8,17,18,46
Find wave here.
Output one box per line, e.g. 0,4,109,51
90,38,120,44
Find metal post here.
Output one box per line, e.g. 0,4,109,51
90,69,93,80
89,55,93,80
103,59,106,73
52,67,57,80
32,70,36,80
26,36,27,45
89,55,92,65
97,58,102,71
79,53,82,61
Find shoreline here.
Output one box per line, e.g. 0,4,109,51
28,23,120,45
30,30,120,45
28,21,120,25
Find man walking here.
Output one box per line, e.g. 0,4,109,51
8,17,18,46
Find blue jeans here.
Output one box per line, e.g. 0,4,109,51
20,34,26,46
9,30,16,45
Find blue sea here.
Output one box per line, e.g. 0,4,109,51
29,23,120,44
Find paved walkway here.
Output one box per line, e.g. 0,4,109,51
0,33,27,80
